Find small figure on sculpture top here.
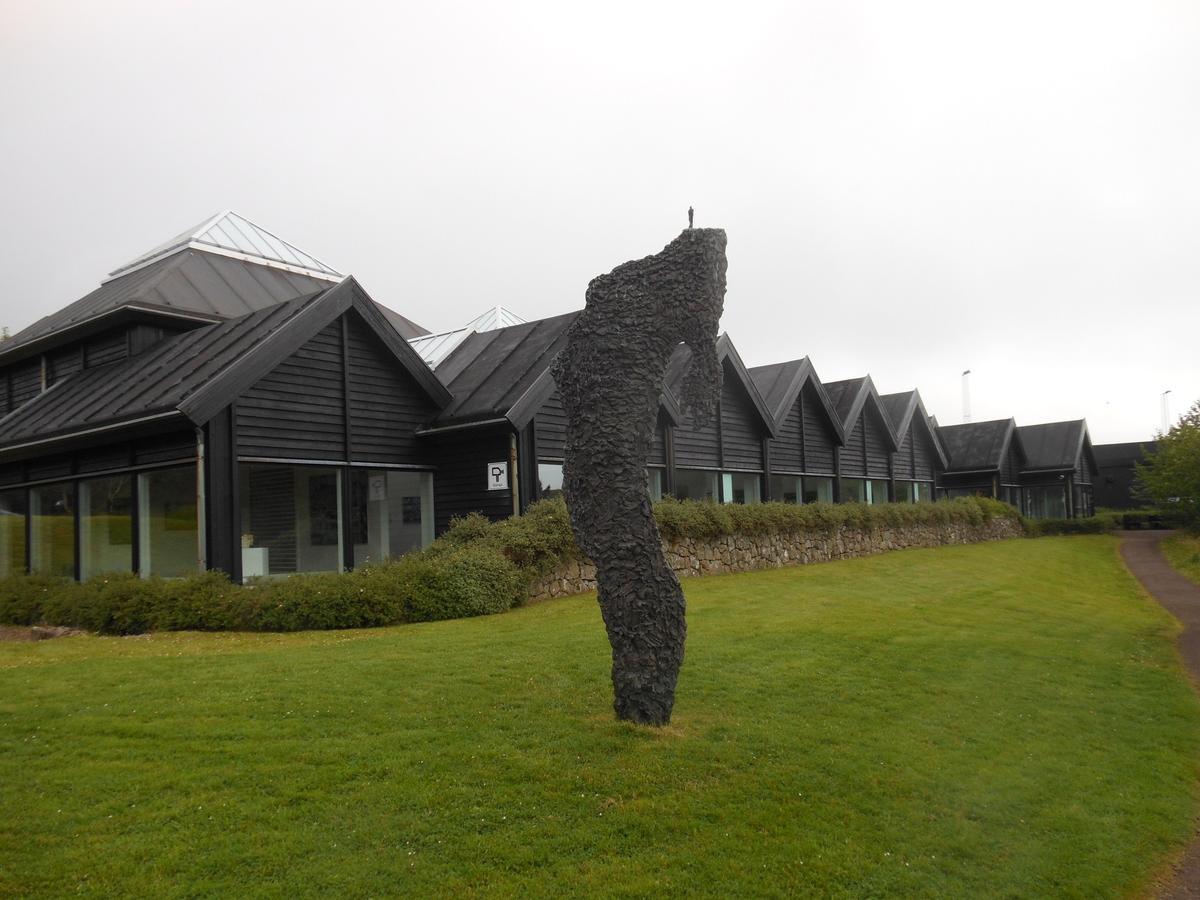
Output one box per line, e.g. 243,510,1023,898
688,206,694,229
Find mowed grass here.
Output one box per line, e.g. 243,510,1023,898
1,537,1198,898
1163,534,1200,586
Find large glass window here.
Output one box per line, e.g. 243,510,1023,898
674,469,718,501
350,469,434,567
916,482,934,503
538,463,564,499
769,475,803,504
841,478,867,503
30,482,75,577
803,476,834,504
722,472,761,504
139,466,200,578
1024,485,1068,520
867,479,890,504
80,475,133,579
239,464,342,577
895,481,915,503
0,489,28,577
647,468,664,502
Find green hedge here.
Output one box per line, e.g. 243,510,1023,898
0,495,1021,635
1021,514,1120,536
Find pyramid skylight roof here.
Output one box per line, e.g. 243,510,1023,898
105,211,342,283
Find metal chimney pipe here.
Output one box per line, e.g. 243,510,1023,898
1161,389,1172,434
962,369,972,423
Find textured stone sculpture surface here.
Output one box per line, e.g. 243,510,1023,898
551,229,727,725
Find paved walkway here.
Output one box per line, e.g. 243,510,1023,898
1119,530,1200,899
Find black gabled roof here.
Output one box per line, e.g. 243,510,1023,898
879,389,949,469
1016,420,1097,473
822,375,899,451
0,277,448,458
663,335,777,438
936,418,1017,472
747,356,846,445
428,311,582,432
1,248,428,366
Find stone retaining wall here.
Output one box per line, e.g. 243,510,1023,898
528,517,1023,602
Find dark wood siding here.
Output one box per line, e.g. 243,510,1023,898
801,382,837,474
1076,451,1093,486
1001,442,1021,485
9,360,42,410
237,321,346,461
135,431,195,466
893,430,914,479
840,420,866,477
47,347,82,386
345,313,437,465
864,406,891,478
26,454,72,482
674,410,721,468
83,329,128,368
769,394,804,473
719,369,764,470
913,422,936,481
429,428,513,534
648,413,667,467
77,442,132,474
534,390,568,461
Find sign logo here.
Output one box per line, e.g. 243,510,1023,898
487,461,509,491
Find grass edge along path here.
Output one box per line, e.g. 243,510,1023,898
1162,534,1200,587
2,536,1199,898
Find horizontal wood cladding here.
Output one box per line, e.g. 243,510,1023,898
429,428,513,535
8,361,41,412
47,347,82,386
894,431,914,479
863,407,891,478
673,412,720,468
1075,449,1093,486
345,313,437,465
769,396,804,473
25,455,72,482
648,413,667,467
801,382,836,474
83,328,129,368
534,390,568,460
1001,442,1021,485
237,321,346,460
913,424,937,480
135,430,196,466
77,441,132,474
720,370,764,471
839,422,866,476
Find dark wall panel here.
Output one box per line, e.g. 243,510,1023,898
864,407,891,478
840,419,866,477
345,313,438,465
534,390,568,461
648,414,667,467
913,424,936,481
47,347,82,386
894,431,914,479
84,328,128,368
801,382,837,474
9,360,42,410
135,430,196,466
720,371,764,471
674,411,721,468
429,428,513,534
26,454,72,482
237,321,346,461
769,395,804,473
1002,442,1021,485
77,442,132,474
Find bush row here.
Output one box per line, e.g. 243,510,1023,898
0,495,1022,636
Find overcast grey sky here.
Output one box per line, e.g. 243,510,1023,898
2,0,1196,442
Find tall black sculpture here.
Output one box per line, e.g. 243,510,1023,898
551,229,727,725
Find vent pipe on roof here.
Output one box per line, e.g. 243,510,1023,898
962,369,972,423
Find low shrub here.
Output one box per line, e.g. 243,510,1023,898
0,495,1020,635
1022,515,1120,536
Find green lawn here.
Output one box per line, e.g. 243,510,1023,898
1,536,1197,897
1163,534,1200,586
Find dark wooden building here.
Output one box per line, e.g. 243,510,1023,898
1015,420,1098,518
879,390,947,502
748,357,844,503
1093,441,1157,509
935,418,1024,505
823,376,900,503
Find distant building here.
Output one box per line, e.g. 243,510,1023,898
1093,441,1157,509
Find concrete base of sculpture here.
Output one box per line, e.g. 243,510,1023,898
551,228,727,725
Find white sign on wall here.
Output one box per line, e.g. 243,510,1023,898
486,461,509,491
